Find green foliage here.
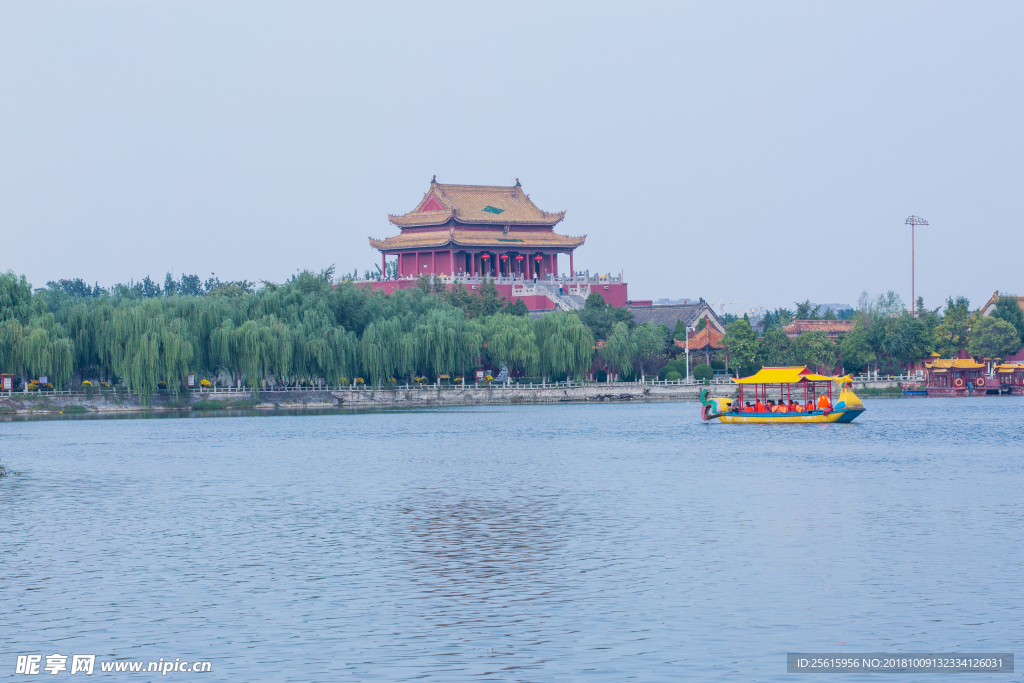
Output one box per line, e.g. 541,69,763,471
671,319,688,340
505,298,529,316
721,315,759,376
598,321,634,378
695,317,707,332
665,371,682,381
577,296,634,341
934,296,972,356
992,294,1024,343
794,300,820,320
469,277,506,318
760,307,793,332
692,364,714,382
631,323,668,379
758,328,794,368
485,314,539,377
838,322,876,374
658,358,688,380
534,311,594,380
968,316,1021,359
795,330,837,372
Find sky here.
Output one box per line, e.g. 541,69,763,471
1,1,1021,315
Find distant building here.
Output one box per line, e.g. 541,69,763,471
628,299,723,332
980,290,1024,317
782,320,854,339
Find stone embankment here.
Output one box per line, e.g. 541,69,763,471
0,378,903,415
332,383,733,407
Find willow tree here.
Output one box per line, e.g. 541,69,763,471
535,311,595,381
413,307,480,380
484,313,538,378
598,321,634,381
360,316,414,385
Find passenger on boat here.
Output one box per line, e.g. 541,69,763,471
744,402,754,413
754,400,765,412
805,399,815,412
817,394,831,411
789,400,802,413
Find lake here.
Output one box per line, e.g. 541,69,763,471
2,398,1021,681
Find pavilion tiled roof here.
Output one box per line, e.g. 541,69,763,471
369,227,586,251
630,303,724,332
673,326,725,350
782,320,855,336
388,179,566,228
925,358,986,369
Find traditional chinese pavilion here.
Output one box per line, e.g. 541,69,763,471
371,177,585,280
674,326,726,368
995,363,1024,396
924,358,987,397
367,177,628,310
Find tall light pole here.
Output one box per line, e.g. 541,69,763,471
905,216,929,317
685,325,694,382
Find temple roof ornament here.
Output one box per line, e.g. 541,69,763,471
387,180,566,228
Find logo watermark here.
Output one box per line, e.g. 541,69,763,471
787,653,1013,673
14,655,211,675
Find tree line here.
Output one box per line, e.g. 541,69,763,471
719,291,1024,377
0,269,611,400
4,268,1021,398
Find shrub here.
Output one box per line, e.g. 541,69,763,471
693,364,714,382
665,371,682,381
199,379,212,387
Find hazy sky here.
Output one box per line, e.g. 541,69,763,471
2,2,1021,314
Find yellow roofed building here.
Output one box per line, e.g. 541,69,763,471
366,177,629,311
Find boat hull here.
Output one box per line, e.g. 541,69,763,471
708,409,865,424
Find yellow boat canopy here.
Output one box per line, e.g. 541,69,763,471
732,366,838,385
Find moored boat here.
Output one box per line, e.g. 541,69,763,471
700,366,865,424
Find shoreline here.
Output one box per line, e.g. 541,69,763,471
0,380,905,416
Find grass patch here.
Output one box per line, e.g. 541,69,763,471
191,398,260,411
0,405,16,414
855,386,903,397
61,405,88,414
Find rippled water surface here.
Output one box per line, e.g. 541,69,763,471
2,398,1022,681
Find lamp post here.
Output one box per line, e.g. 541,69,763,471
685,325,695,382
905,215,929,317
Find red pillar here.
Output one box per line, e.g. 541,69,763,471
449,249,454,275
471,252,476,277
382,252,386,277
551,253,557,278
398,253,403,277
431,251,435,275
569,251,574,278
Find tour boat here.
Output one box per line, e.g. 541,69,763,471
700,366,865,424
